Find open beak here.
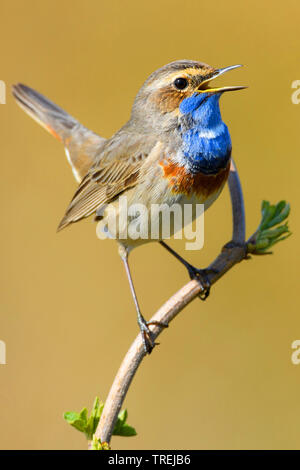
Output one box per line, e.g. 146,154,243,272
197,64,247,94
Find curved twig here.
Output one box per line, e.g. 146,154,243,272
93,158,247,446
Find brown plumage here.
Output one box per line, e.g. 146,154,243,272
12,83,105,182
160,158,231,198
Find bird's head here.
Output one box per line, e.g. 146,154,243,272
130,60,245,133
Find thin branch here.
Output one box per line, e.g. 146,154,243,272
93,158,247,446
228,160,246,244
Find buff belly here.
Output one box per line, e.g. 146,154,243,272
96,162,229,251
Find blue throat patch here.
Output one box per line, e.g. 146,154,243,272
179,93,232,175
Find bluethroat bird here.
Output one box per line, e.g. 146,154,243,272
12,60,245,354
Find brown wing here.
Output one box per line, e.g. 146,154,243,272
57,133,156,231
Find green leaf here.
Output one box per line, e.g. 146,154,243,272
63,410,87,433
115,424,137,437
264,202,290,229
118,409,127,424
79,407,88,423
113,408,137,437
86,398,104,439
64,398,137,441
248,200,291,254
260,201,276,230
264,232,292,250
64,411,80,423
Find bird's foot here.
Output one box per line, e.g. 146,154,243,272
138,316,168,354
187,267,219,300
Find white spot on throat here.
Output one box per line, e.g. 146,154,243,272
197,123,224,139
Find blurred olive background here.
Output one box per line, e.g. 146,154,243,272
0,0,299,450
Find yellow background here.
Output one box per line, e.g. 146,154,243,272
1,0,299,450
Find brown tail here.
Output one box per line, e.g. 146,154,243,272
12,83,106,182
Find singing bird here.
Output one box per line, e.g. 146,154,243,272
12,60,245,353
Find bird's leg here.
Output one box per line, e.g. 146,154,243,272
159,241,218,300
119,246,168,354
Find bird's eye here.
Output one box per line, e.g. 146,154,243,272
174,77,188,90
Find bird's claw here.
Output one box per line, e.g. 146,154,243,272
188,267,218,300
139,319,168,354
